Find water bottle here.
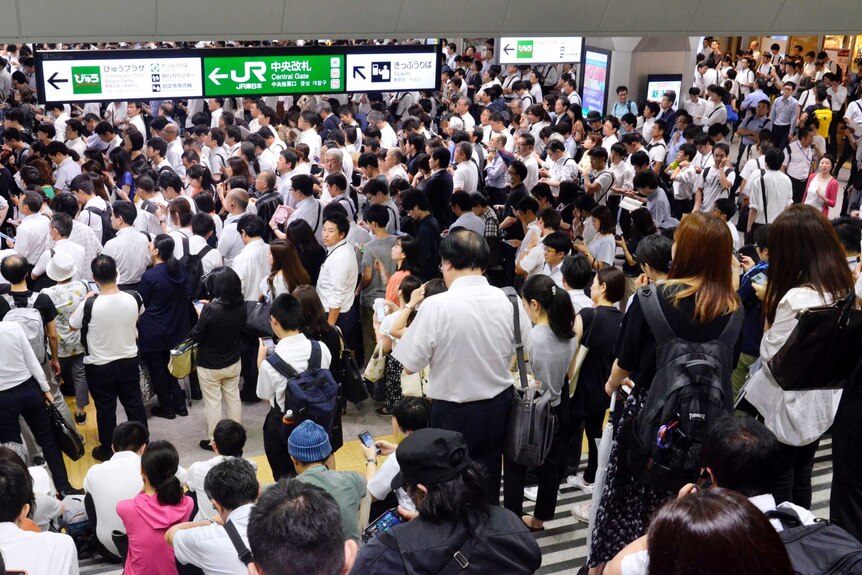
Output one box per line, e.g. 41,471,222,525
282,409,295,425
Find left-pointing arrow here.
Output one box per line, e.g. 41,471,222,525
208,67,229,86
47,72,68,90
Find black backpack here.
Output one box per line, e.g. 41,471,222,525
624,285,743,493
86,204,117,244
80,291,143,355
178,234,213,300
766,509,862,575
265,340,339,440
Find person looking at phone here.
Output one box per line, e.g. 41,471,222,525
167,457,259,575
731,225,769,398
352,429,541,574
360,397,430,517
289,420,365,543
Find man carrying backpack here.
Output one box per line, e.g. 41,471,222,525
0,254,75,431
255,293,333,481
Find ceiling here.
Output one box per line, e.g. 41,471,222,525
3,0,862,43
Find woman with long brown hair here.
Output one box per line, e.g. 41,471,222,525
588,212,742,574
745,204,854,508
260,238,310,301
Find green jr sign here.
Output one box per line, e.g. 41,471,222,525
202,55,344,96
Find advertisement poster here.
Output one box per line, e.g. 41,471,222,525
581,48,610,115
646,75,682,105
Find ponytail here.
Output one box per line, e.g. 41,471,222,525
141,440,184,507
522,275,575,339
152,234,181,276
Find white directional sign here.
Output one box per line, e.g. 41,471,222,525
498,37,584,65
39,57,204,103
345,52,437,93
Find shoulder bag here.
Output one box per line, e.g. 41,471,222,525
503,287,555,468
768,293,862,391
47,403,85,461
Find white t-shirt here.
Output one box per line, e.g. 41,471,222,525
69,291,144,365
366,452,417,513
453,161,479,194
173,504,254,575
0,523,78,575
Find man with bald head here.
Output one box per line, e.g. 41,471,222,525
218,189,250,267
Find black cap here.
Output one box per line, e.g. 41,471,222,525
390,429,469,491
586,110,603,122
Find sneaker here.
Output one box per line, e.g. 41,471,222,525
566,474,595,494
74,412,87,425
571,502,591,523
524,486,539,501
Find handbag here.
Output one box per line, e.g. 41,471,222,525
139,359,154,403
335,327,369,405
363,341,387,383
503,287,555,468
768,293,862,391
46,403,85,461
569,308,597,398
168,338,198,379
245,300,274,339
401,367,428,397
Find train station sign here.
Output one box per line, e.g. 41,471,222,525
498,37,584,65
35,45,440,103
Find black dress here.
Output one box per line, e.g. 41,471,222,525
588,286,739,567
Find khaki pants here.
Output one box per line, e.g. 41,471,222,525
731,352,758,401
197,361,242,439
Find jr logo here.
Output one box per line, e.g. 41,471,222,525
517,40,534,59
230,62,266,83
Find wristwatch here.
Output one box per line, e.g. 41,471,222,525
366,458,377,465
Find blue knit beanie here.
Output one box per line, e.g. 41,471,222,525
288,420,332,463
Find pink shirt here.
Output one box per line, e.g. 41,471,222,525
117,492,194,575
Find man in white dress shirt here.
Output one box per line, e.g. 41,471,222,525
125,101,146,134
231,214,271,403
100,201,150,290
393,230,532,505
168,458,258,575
50,193,102,281
64,118,88,158
31,213,87,283
46,141,82,194
317,212,359,337
0,459,78,575
218,189,249,267
287,174,324,245
7,191,50,266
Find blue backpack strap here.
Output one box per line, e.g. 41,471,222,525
636,285,677,345
265,353,299,379
309,340,322,370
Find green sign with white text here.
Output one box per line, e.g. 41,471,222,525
203,55,345,96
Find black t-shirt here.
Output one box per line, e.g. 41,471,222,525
573,306,624,416
503,184,530,240
615,285,739,390
0,286,58,324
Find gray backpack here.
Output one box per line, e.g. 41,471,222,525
2,293,46,363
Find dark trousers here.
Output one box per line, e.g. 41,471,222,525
0,378,72,492
771,124,791,150
672,198,693,220
85,358,148,449
774,439,820,509
430,386,513,506
828,114,841,156
789,176,807,204
240,334,260,401
504,406,576,521
335,303,362,364
263,405,296,480
140,350,185,413
746,222,765,245
831,364,862,542
736,142,753,169
568,409,606,483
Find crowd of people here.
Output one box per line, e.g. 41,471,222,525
0,36,861,575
